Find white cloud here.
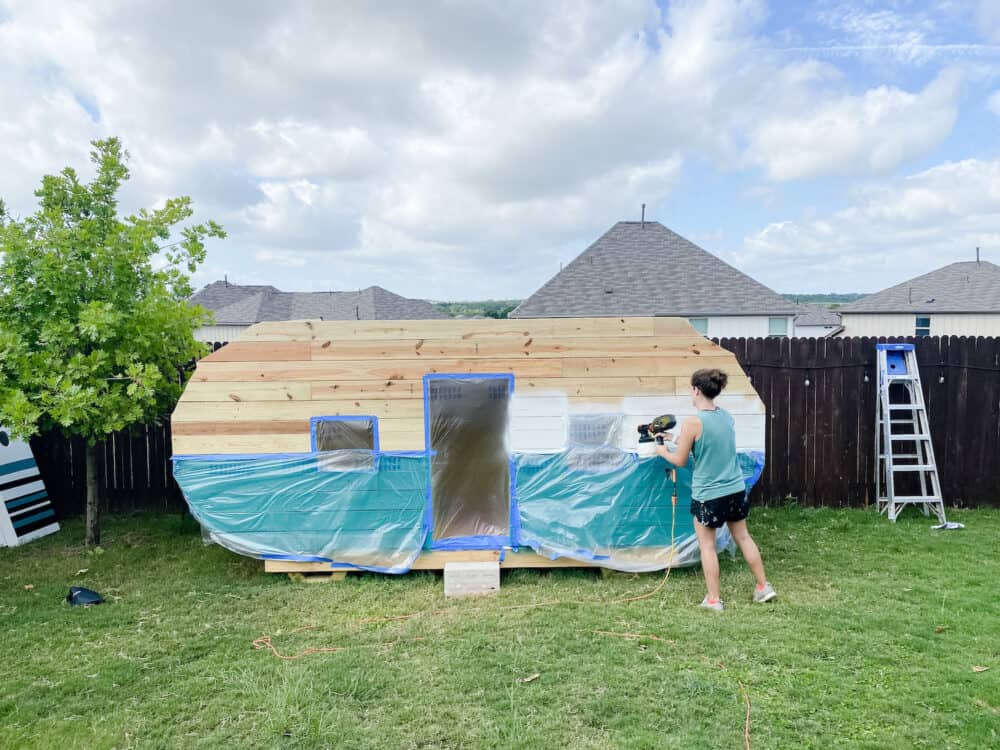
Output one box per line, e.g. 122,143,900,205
988,89,1000,117
816,5,934,64
253,249,307,268
0,0,989,299
747,68,962,181
980,0,1000,42
737,158,1000,291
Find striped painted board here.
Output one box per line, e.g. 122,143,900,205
0,429,59,547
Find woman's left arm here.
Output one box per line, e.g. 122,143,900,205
654,419,698,467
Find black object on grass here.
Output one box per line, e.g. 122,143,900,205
66,586,104,606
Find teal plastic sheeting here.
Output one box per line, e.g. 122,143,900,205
514,449,764,572
172,452,428,573
172,447,765,574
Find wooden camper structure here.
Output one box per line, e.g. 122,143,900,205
171,317,765,576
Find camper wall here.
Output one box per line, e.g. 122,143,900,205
172,317,764,455
170,317,766,572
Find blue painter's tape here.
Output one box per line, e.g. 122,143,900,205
261,553,334,563
432,534,509,551
262,553,418,575
422,372,516,387
422,373,516,548
508,456,521,546
5,490,49,510
12,509,55,529
327,559,416,575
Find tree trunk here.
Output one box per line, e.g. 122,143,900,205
85,442,100,546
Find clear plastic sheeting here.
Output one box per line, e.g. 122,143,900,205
426,376,512,545
312,417,376,451
172,452,428,573
514,449,764,572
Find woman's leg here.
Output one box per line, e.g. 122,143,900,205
694,520,721,601
727,519,766,587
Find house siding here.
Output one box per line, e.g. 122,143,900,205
794,324,839,338
195,325,249,343
839,313,1000,337
696,315,795,339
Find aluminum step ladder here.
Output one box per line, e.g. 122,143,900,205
875,344,946,523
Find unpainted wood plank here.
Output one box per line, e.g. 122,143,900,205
309,335,715,361
171,420,310,436
377,432,426,451
174,429,427,454
201,341,312,362
171,433,311,455
179,382,313,402
242,316,660,342
307,375,754,401
172,398,426,422
192,358,564,382
560,355,734,378
653,317,702,336
310,379,424,400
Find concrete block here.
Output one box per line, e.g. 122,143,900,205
443,561,500,598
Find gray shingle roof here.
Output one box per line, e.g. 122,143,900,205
189,282,278,311
794,304,842,326
838,261,1000,313
510,222,798,318
190,281,448,323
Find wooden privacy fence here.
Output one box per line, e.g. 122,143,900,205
718,335,1000,507
30,336,1000,517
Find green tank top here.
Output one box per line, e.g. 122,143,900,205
690,407,746,502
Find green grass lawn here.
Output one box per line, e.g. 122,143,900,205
1,507,998,750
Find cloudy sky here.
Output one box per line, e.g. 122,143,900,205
2,0,999,300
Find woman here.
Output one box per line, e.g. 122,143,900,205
654,368,776,611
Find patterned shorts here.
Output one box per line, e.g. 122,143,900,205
691,490,750,529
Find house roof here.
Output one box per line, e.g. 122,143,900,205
510,221,799,318
794,304,842,327
190,281,448,324
839,261,1000,314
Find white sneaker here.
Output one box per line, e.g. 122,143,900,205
699,596,724,612
753,583,777,603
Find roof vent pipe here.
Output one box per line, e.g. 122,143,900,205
641,203,645,227
976,246,980,264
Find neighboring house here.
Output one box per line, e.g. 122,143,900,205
793,304,843,338
837,260,1000,337
510,221,800,338
189,280,449,342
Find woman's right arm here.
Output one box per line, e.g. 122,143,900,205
654,417,699,467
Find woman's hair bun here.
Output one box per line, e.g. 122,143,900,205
691,368,728,398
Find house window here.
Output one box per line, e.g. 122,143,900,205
688,318,708,335
768,317,788,337
915,316,931,337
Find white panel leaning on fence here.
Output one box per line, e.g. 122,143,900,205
0,428,60,547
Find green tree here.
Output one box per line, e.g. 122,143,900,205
0,139,224,545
